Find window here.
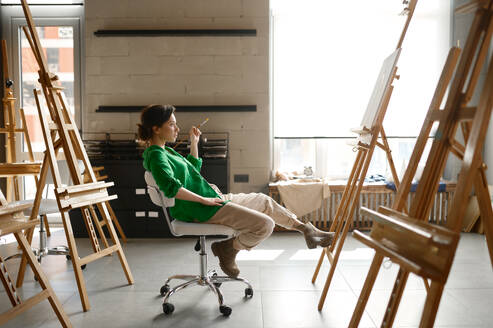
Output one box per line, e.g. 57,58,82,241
1,3,83,199
20,25,75,153
271,0,451,179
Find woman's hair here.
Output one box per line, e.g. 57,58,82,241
137,104,176,141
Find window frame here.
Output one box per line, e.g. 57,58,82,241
1,4,84,199
1,4,84,159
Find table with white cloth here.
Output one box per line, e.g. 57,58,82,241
268,179,457,231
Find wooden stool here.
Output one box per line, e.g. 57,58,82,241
0,203,71,327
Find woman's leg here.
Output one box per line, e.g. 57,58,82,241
223,192,335,249
208,202,275,250
206,202,275,277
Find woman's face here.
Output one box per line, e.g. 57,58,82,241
153,113,180,143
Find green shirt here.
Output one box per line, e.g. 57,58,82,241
142,145,223,222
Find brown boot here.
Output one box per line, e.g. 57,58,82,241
297,222,335,249
211,238,240,278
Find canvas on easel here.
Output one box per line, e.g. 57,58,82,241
311,0,418,311
348,1,493,327
14,0,134,312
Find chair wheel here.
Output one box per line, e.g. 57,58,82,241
211,272,221,288
160,284,170,296
163,302,174,314
219,305,232,316
245,287,253,297
194,239,201,252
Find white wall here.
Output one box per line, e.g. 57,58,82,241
84,0,270,193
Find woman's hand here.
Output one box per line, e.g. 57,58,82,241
189,126,201,145
200,197,223,206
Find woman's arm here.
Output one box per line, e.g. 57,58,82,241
189,126,201,159
175,187,223,206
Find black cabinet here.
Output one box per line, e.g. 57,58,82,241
69,158,228,238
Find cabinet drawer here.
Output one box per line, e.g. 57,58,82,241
109,187,159,210
69,208,172,238
115,210,171,238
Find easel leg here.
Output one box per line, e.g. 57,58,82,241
349,253,384,328
61,211,91,311
318,213,352,311
0,256,21,306
16,154,51,288
105,202,127,243
332,151,368,243
312,151,365,282
13,176,20,202
319,144,380,311
16,224,37,287
419,282,445,328
6,177,12,203
14,231,71,327
43,215,51,237
474,168,493,266
312,248,326,284
98,202,134,284
381,268,410,328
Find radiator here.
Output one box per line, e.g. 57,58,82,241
269,183,456,231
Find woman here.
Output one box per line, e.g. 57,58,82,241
138,104,335,278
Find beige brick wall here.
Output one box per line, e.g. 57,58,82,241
84,0,270,193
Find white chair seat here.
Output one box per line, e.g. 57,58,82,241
171,220,236,236
14,199,59,216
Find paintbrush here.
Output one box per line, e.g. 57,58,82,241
173,118,209,149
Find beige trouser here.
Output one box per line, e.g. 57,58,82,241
206,192,300,250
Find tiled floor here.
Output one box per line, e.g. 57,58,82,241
0,229,491,327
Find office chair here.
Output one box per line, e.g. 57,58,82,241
145,171,253,317
6,160,86,269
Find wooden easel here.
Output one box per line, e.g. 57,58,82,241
0,199,71,327
15,0,134,311
0,39,53,236
0,40,42,203
348,1,493,327
311,0,418,311
83,166,127,243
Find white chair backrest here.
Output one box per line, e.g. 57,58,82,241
144,171,178,236
144,171,175,208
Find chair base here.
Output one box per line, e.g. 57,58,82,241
4,215,77,267
160,268,253,316
159,236,253,316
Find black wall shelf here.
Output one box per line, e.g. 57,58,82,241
96,105,257,113
94,29,257,37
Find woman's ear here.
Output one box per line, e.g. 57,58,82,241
152,125,160,135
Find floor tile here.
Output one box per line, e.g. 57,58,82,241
0,230,492,327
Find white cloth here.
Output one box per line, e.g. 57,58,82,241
276,179,330,217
